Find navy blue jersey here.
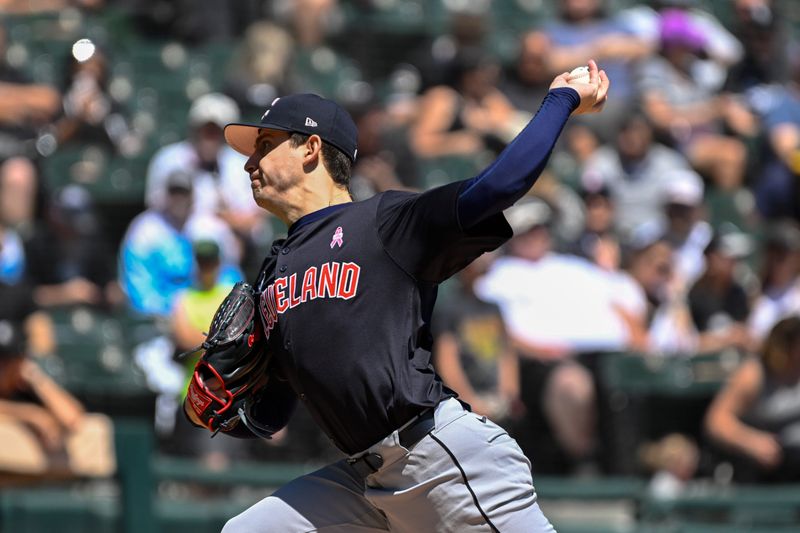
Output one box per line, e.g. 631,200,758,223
254,180,511,454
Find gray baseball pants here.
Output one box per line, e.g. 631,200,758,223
222,398,556,532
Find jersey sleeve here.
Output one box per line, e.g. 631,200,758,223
377,180,512,284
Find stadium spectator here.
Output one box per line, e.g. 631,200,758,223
621,0,744,89
0,221,25,286
410,48,520,163
638,433,700,499
748,220,800,342
688,227,754,354
0,23,60,159
706,315,800,482
144,92,261,264
53,42,139,155
269,0,341,50
24,185,122,309
661,169,713,293
121,170,195,317
0,322,114,484
500,31,554,115
476,198,643,472
433,252,519,426
0,281,55,357
581,111,692,237
544,0,654,136
752,50,800,220
637,9,748,191
166,238,250,467
0,156,42,240
225,21,294,110
547,120,602,194
122,170,241,317
0,0,104,14
171,239,240,356
726,0,793,91
411,2,491,91
130,0,252,43
622,228,696,355
562,178,619,270
349,103,419,200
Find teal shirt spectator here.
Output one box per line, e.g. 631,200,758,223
120,210,194,316
120,210,243,317
0,228,25,285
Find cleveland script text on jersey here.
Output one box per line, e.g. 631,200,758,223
259,261,361,338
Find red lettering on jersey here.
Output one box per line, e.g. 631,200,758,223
301,267,318,302
274,277,288,313
267,285,277,318
288,274,301,308
260,290,273,331
261,262,360,326
339,262,360,299
319,262,340,298
258,282,280,339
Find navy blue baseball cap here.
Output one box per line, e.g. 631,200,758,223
224,93,358,162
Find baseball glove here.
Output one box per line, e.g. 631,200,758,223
185,281,271,435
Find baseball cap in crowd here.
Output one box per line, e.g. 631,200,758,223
765,220,800,252
660,9,707,51
705,225,754,259
224,93,359,163
504,197,552,235
626,219,669,253
165,169,193,193
54,184,96,234
664,169,704,206
580,171,611,199
189,92,240,129
193,239,221,264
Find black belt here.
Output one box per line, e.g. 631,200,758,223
347,408,435,478
399,407,435,449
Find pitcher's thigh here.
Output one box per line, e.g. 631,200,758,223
222,461,389,533
428,414,555,532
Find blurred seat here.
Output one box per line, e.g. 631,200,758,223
417,155,483,189
640,483,800,530
601,351,742,398
42,306,153,417
0,488,119,533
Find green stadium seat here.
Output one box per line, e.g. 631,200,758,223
418,155,484,189
153,456,318,488
341,0,429,36
641,483,800,529
0,488,120,533
43,306,151,403
600,352,742,397
290,47,365,100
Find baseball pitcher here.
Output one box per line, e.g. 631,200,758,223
184,61,609,532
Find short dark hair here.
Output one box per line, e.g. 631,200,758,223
761,315,800,375
288,133,352,189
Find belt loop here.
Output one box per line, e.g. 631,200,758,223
347,452,384,478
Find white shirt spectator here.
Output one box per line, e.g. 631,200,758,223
582,144,691,236
749,281,800,342
145,141,253,217
476,254,644,353
673,221,713,291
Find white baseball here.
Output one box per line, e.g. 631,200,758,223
568,65,590,84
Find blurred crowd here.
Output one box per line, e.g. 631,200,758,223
2,0,800,491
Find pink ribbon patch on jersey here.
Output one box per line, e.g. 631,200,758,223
330,226,344,248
